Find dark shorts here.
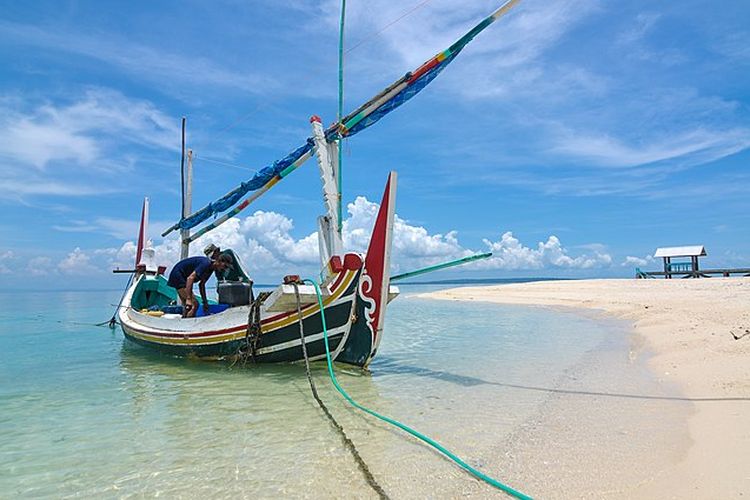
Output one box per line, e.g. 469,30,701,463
167,271,186,290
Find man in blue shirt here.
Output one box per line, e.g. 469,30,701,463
167,254,233,317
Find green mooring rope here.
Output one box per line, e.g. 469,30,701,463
304,279,532,499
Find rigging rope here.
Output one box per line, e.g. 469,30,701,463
345,0,433,54
292,282,389,499
194,154,259,173
304,278,532,499
202,0,436,145
104,272,134,328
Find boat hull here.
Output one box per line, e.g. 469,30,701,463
119,253,379,366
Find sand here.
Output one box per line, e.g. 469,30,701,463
424,278,750,499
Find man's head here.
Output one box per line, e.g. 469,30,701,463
213,253,233,271
204,244,220,259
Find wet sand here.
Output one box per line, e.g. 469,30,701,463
424,278,750,498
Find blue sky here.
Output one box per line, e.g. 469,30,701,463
1,0,749,288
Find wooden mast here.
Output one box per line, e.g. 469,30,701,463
180,118,192,259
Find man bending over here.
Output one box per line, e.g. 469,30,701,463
167,254,233,317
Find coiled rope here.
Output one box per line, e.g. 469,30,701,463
304,278,532,499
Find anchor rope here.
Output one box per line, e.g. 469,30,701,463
304,278,532,499
104,272,135,328
292,282,389,499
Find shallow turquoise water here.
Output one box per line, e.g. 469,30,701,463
0,286,688,498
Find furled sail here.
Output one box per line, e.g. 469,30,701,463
163,0,520,237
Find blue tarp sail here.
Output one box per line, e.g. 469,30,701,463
338,53,458,139
176,141,312,232
165,0,519,236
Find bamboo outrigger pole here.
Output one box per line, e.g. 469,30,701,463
337,0,346,237
390,252,492,282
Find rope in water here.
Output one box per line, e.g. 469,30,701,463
106,272,134,328
292,283,389,499
304,278,532,499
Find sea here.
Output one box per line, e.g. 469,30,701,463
0,283,691,498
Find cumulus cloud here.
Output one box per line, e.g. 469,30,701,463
91,196,612,280
27,256,53,276
119,212,320,279
58,247,99,275
621,255,655,267
25,197,613,281
0,250,13,274
481,232,612,270
344,196,470,273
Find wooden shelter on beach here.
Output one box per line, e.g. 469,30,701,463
636,245,750,279
655,245,706,276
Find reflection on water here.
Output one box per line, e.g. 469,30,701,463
0,287,690,498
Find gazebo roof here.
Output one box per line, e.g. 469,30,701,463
654,245,707,258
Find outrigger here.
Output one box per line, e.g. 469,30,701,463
116,1,520,366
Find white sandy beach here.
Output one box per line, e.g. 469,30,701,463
425,278,750,499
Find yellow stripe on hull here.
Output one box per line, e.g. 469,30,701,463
122,269,358,347
123,327,246,346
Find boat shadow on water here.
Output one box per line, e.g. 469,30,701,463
119,343,735,404
371,356,744,402
118,339,369,381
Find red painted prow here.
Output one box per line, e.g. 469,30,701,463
135,197,149,266
360,172,397,347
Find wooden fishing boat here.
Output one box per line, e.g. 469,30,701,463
117,1,518,366
119,173,397,367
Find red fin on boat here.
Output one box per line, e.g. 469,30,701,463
360,171,397,349
135,197,149,267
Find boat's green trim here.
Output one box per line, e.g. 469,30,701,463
131,275,177,310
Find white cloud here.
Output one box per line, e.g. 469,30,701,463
1,117,97,169
0,250,13,274
106,212,322,280
343,196,471,273
551,126,750,169
0,89,178,171
0,20,275,95
62,197,614,280
0,180,119,199
0,89,178,201
339,0,597,70
58,247,99,275
330,0,750,192
481,232,612,270
617,12,661,45
622,255,654,267
27,256,53,276
54,217,175,241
